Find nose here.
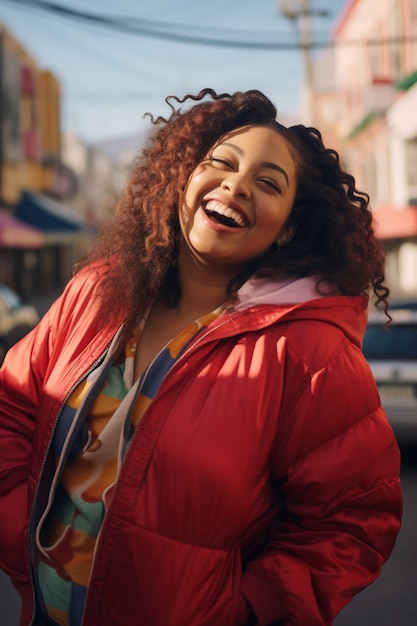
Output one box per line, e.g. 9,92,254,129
220,170,251,198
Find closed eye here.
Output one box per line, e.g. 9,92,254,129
211,157,232,168
259,178,282,193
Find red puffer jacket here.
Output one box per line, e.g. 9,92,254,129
0,267,402,626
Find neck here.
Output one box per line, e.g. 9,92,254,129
179,275,228,315
175,248,236,315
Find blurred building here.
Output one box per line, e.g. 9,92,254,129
62,131,123,227
331,0,417,298
309,47,344,154
0,23,92,296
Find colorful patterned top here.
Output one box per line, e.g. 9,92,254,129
37,307,223,626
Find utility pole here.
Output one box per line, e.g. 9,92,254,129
279,0,329,126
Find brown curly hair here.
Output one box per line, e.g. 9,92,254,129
76,88,389,333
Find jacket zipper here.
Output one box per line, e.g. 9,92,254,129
89,308,276,525
82,311,267,621
30,309,276,624
28,325,125,626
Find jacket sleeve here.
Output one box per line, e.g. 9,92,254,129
240,345,402,626
0,262,120,584
0,267,102,579
0,302,55,579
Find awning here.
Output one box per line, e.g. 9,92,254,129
373,205,417,240
15,190,94,235
0,207,44,249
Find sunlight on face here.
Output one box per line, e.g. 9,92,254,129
180,125,297,276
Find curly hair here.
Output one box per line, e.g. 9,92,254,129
76,88,389,333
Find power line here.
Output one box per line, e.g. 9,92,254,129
0,0,305,48
2,0,417,49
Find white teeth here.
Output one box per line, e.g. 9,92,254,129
205,200,246,227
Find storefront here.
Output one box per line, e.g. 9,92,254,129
7,190,94,295
0,207,45,293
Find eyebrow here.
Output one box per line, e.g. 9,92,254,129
220,142,290,186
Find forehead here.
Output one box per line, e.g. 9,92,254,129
214,125,294,159
211,124,296,179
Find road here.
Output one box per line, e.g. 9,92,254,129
1,444,416,625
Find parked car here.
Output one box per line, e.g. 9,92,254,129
388,299,417,311
362,306,417,443
0,284,40,365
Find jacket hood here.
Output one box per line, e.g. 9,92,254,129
230,275,369,349
235,275,336,309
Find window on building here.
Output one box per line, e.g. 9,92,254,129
390,2,403,79
405,139,417,192
364,153,377,199
370,36,382,78
410,0,417,67
399,243,417,292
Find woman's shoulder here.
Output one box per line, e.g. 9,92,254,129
67,258,116,296
47,259,114,326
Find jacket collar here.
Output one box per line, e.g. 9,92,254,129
234,275,337,311
205,275,369,350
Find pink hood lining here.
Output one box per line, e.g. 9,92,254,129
234,276,339,311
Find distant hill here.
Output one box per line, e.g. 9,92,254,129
94,126,151,163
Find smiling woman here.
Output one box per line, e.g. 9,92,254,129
0,88,402,626
179,125,296,279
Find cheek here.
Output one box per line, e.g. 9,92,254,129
182,181,197,209
184,165,217,206
181,177,198,223
184,171,205,202
180,187,199,230
262,202,292,231
179,201,190,231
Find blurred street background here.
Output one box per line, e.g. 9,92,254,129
1,0,417,623
1,0,417,304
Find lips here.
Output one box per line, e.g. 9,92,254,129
203,200,248,228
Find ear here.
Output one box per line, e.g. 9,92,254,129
275,223,296,247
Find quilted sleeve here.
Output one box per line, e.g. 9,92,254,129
0,303,55,578
241,342,402,626
0,268,96,577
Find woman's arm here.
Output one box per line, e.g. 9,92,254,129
241,356,402,626
0,306,54,578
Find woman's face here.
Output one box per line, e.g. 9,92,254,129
180,124,297,276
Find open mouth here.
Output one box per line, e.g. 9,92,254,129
203,200,247,228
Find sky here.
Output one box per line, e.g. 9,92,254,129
0,0,348,145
